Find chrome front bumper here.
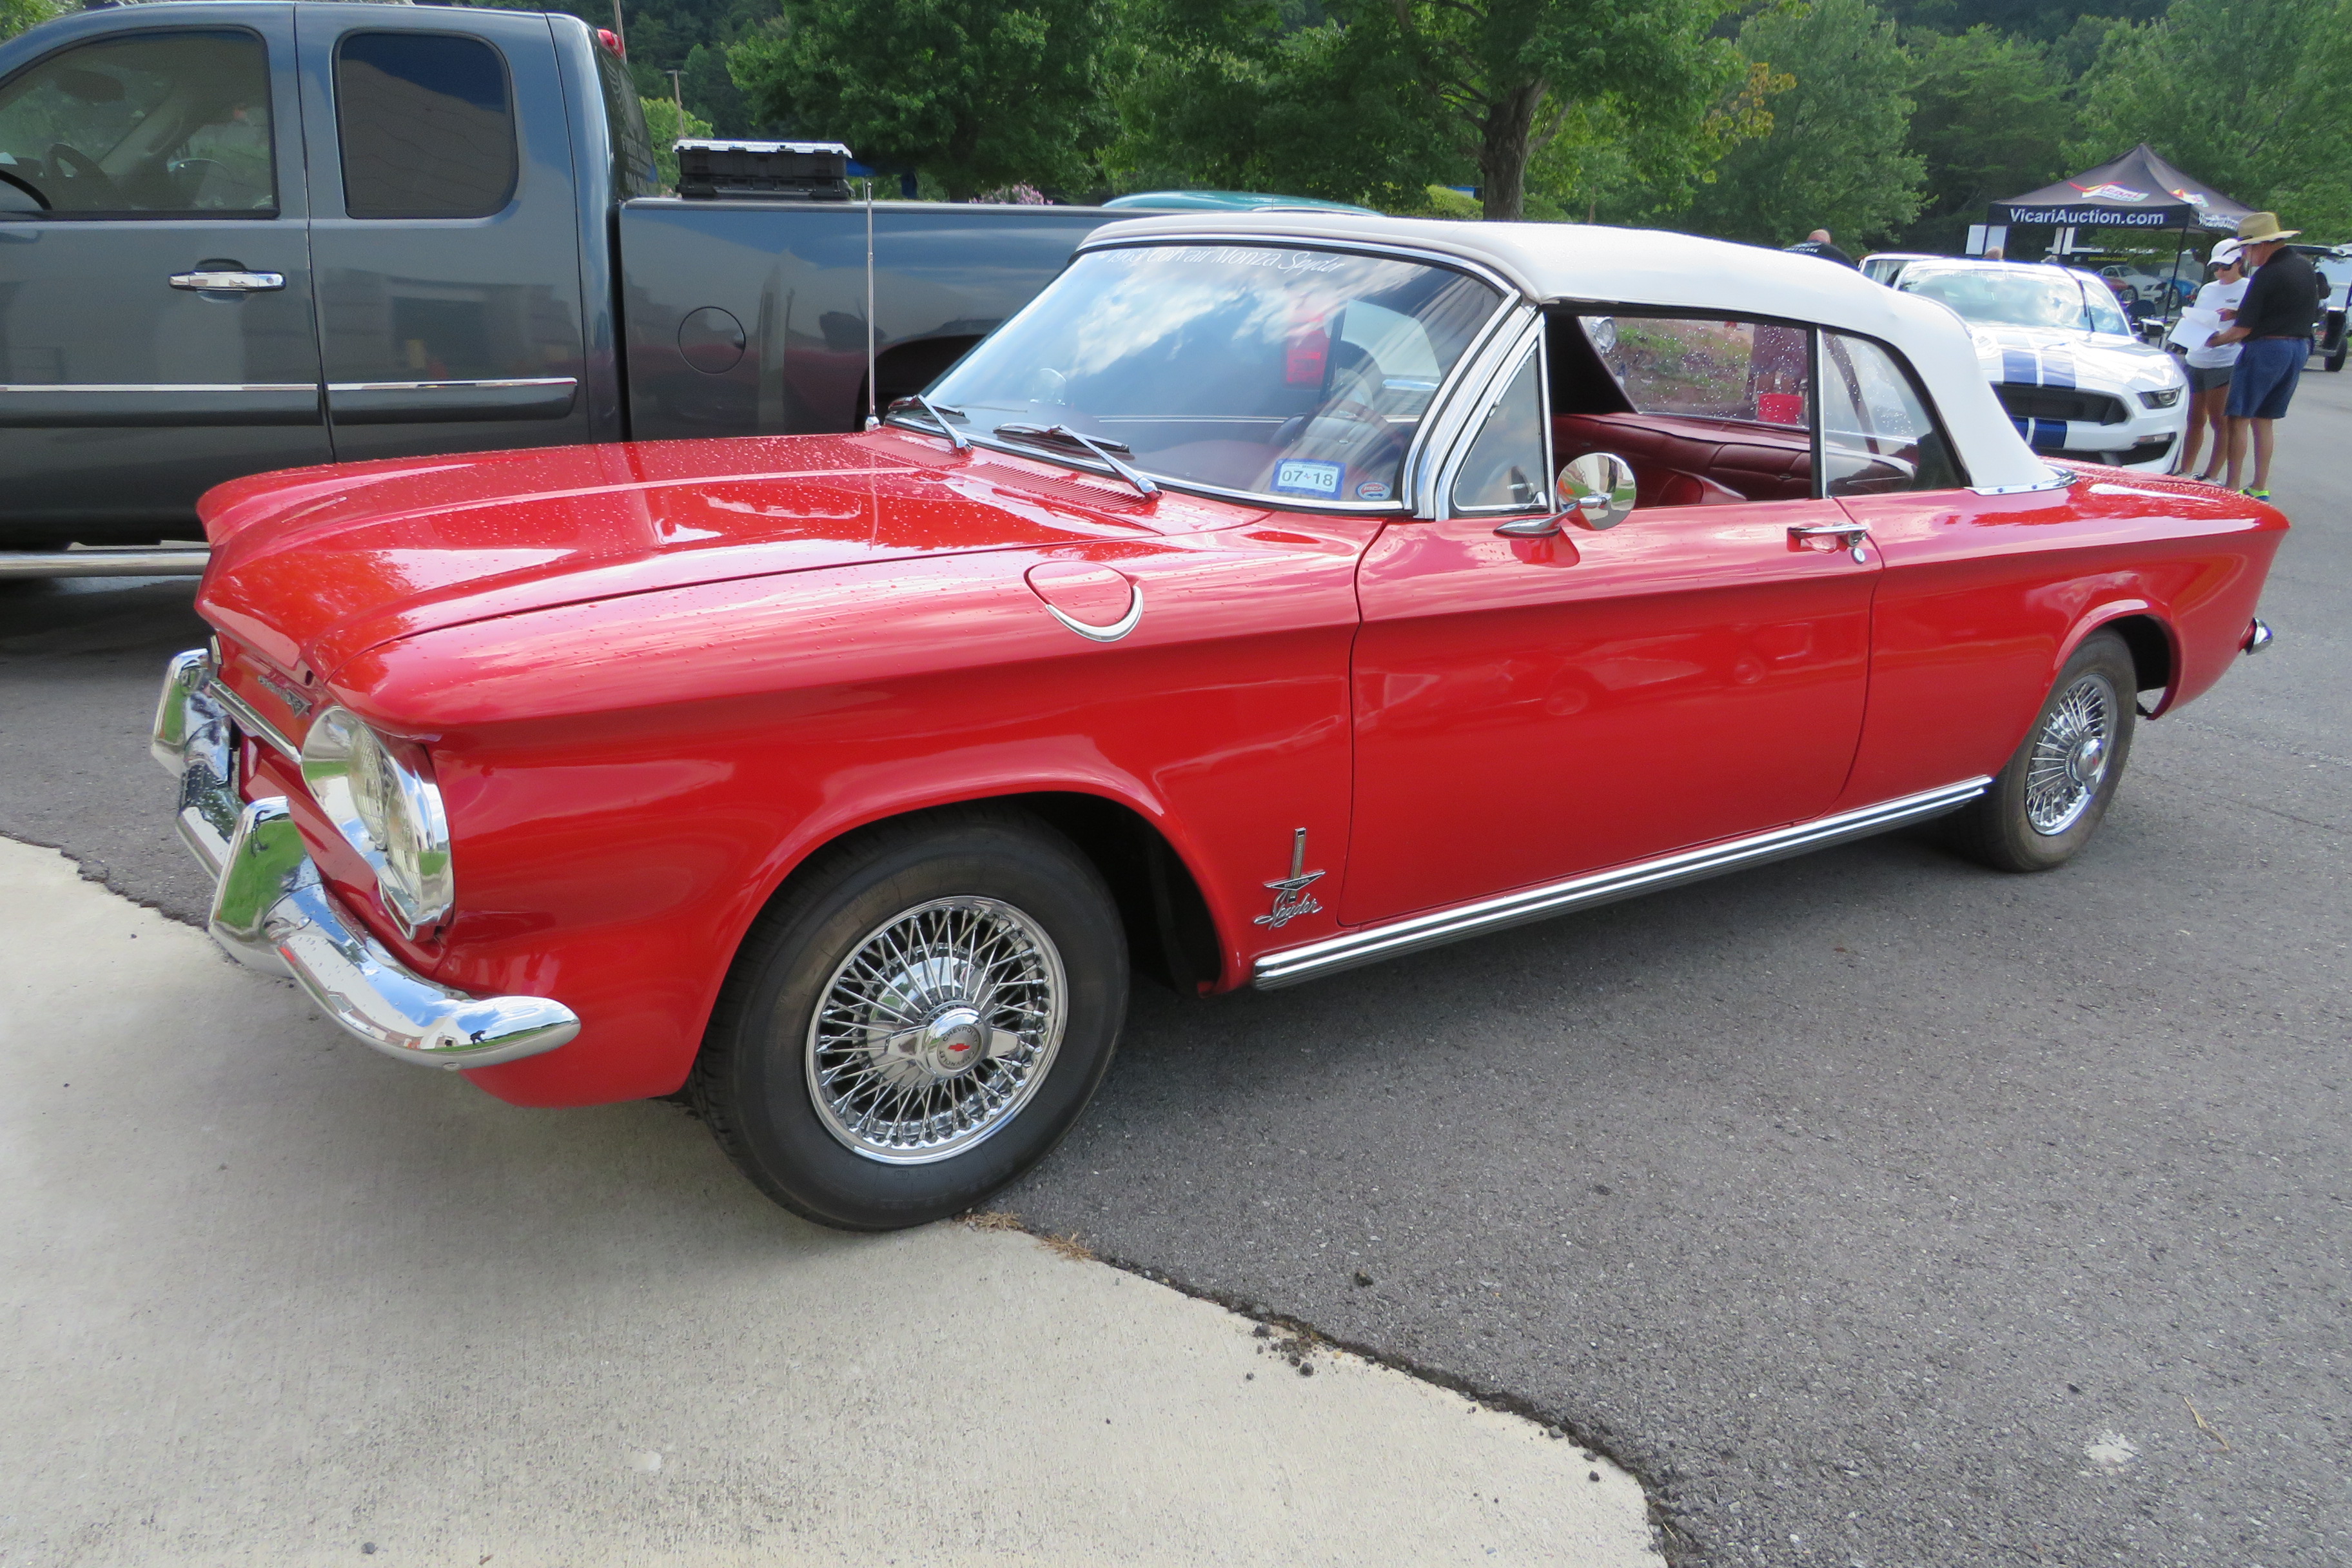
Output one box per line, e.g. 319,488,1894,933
152,649,579,1070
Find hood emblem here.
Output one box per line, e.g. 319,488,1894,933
255,669,313,717
1253,828,1326,929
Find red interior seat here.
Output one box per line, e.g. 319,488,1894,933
1553,413,1814,507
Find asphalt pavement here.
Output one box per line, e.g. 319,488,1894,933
3,377,2345,1566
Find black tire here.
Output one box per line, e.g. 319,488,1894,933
2326,340,2346,372
692,806,1127,1231
1948,631,2137,874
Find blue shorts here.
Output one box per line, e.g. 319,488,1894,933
2226,337,2305,419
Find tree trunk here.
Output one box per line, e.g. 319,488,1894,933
1477,81,1545,220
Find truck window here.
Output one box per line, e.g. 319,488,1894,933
335,32,516,220
0,30,275,215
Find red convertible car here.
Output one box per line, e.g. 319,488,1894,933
153,214,2284,1229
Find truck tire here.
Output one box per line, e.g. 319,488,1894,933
1947,631,2137,874
693,805,1127,1231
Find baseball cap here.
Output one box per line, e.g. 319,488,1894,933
2210,239,2244,268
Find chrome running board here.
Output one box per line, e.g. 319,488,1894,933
1250,776,1992,990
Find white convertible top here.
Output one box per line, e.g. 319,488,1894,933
1084,212,2059,493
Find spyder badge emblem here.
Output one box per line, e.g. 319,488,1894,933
1253,828,1326,929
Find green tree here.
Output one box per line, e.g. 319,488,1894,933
1373,0,1745,220
1110,0,1455,208
1683,0,1924,248
1903,25,2075,249
640,96,714,191
729,0,1119,199
2074,0,2352,238
1,0,56,43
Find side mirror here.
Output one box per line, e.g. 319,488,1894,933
1493,451,1636,537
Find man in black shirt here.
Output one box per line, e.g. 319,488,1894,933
1785,230,1857,268
2213,211,2319,498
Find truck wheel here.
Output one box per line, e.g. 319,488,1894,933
1948,631,2137,874
693,807,1127,1231
2328,340,2346,372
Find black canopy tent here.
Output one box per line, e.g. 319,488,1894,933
1990,145,2254,333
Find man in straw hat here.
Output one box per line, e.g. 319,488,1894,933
2210,211,2320,499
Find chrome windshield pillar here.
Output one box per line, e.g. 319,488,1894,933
152,648,579,1070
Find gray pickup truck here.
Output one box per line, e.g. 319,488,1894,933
0,0,1110,553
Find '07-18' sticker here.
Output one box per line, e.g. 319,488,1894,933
1273,459,1344,499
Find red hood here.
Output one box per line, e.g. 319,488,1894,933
197,431,1186,679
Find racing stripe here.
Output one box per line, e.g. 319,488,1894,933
2040,350,2075,389
2031,417,2068,450
2001,348,2038,384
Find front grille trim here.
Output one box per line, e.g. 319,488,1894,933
1994,383,2130,426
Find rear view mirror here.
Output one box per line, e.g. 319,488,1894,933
1493,450,1636,537
1557,451,1636,529
59,68,124,104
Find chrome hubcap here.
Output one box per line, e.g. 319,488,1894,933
2024,672,2117,835
806,896,1066,1164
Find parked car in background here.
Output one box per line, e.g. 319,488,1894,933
1885,259,2188,472
1860,251,1939,286
152,214,2283,1229
2299,244,2349,371
0,1,1108,553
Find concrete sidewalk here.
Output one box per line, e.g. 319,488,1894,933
0,837,1661,1567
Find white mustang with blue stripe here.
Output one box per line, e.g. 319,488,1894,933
1881,259,2190,475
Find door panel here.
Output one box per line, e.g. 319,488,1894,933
295,8,587,462
0,15,324,539
1346,500,1879,925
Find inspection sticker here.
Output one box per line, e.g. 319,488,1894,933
1273,460,1344,499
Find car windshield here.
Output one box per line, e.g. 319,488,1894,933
1898,266,2099,333
916,243,1502,505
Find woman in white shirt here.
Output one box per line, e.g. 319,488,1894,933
2171,241,2249,482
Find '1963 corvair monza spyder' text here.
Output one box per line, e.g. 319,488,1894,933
153,214,2283,1228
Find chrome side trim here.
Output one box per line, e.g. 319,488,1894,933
210,799,580,1069
0,547,209,579
1043,584,1144,642
1251,777,1993,990
206,678,300,765
0,382,314,394
323,377,580,393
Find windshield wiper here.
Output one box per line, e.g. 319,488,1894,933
883,394,970,451
993,422,1157,498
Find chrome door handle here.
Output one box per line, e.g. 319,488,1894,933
1790,523,1870,562
170,270,286,293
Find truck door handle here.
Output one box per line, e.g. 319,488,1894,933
169,270,286,293
1790,523,1870,562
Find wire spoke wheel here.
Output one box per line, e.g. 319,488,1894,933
805,896,1068,1165
2021,670,2119,836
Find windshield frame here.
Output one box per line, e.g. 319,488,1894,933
894,235,1524,516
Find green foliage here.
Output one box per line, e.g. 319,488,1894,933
1370,0,1747,220
1117,0,1746,220
1109,0,1455,208
0,0,57,44
2073,0,2352,239
1681,0,1924,248
729,0,1120,199
1902,25,2075,248
640,97,714,191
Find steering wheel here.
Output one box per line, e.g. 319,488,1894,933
0,166,49,211
46,143,118,205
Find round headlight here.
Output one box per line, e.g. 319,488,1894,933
300,707,453,936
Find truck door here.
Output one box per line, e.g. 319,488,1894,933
0,13,326,545
293,7,588,462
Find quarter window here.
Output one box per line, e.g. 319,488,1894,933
335,32,516,219
1450,346,1549,513
0,30,275,215
1819,333,1965,495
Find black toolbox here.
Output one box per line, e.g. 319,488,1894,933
674,140,855,201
